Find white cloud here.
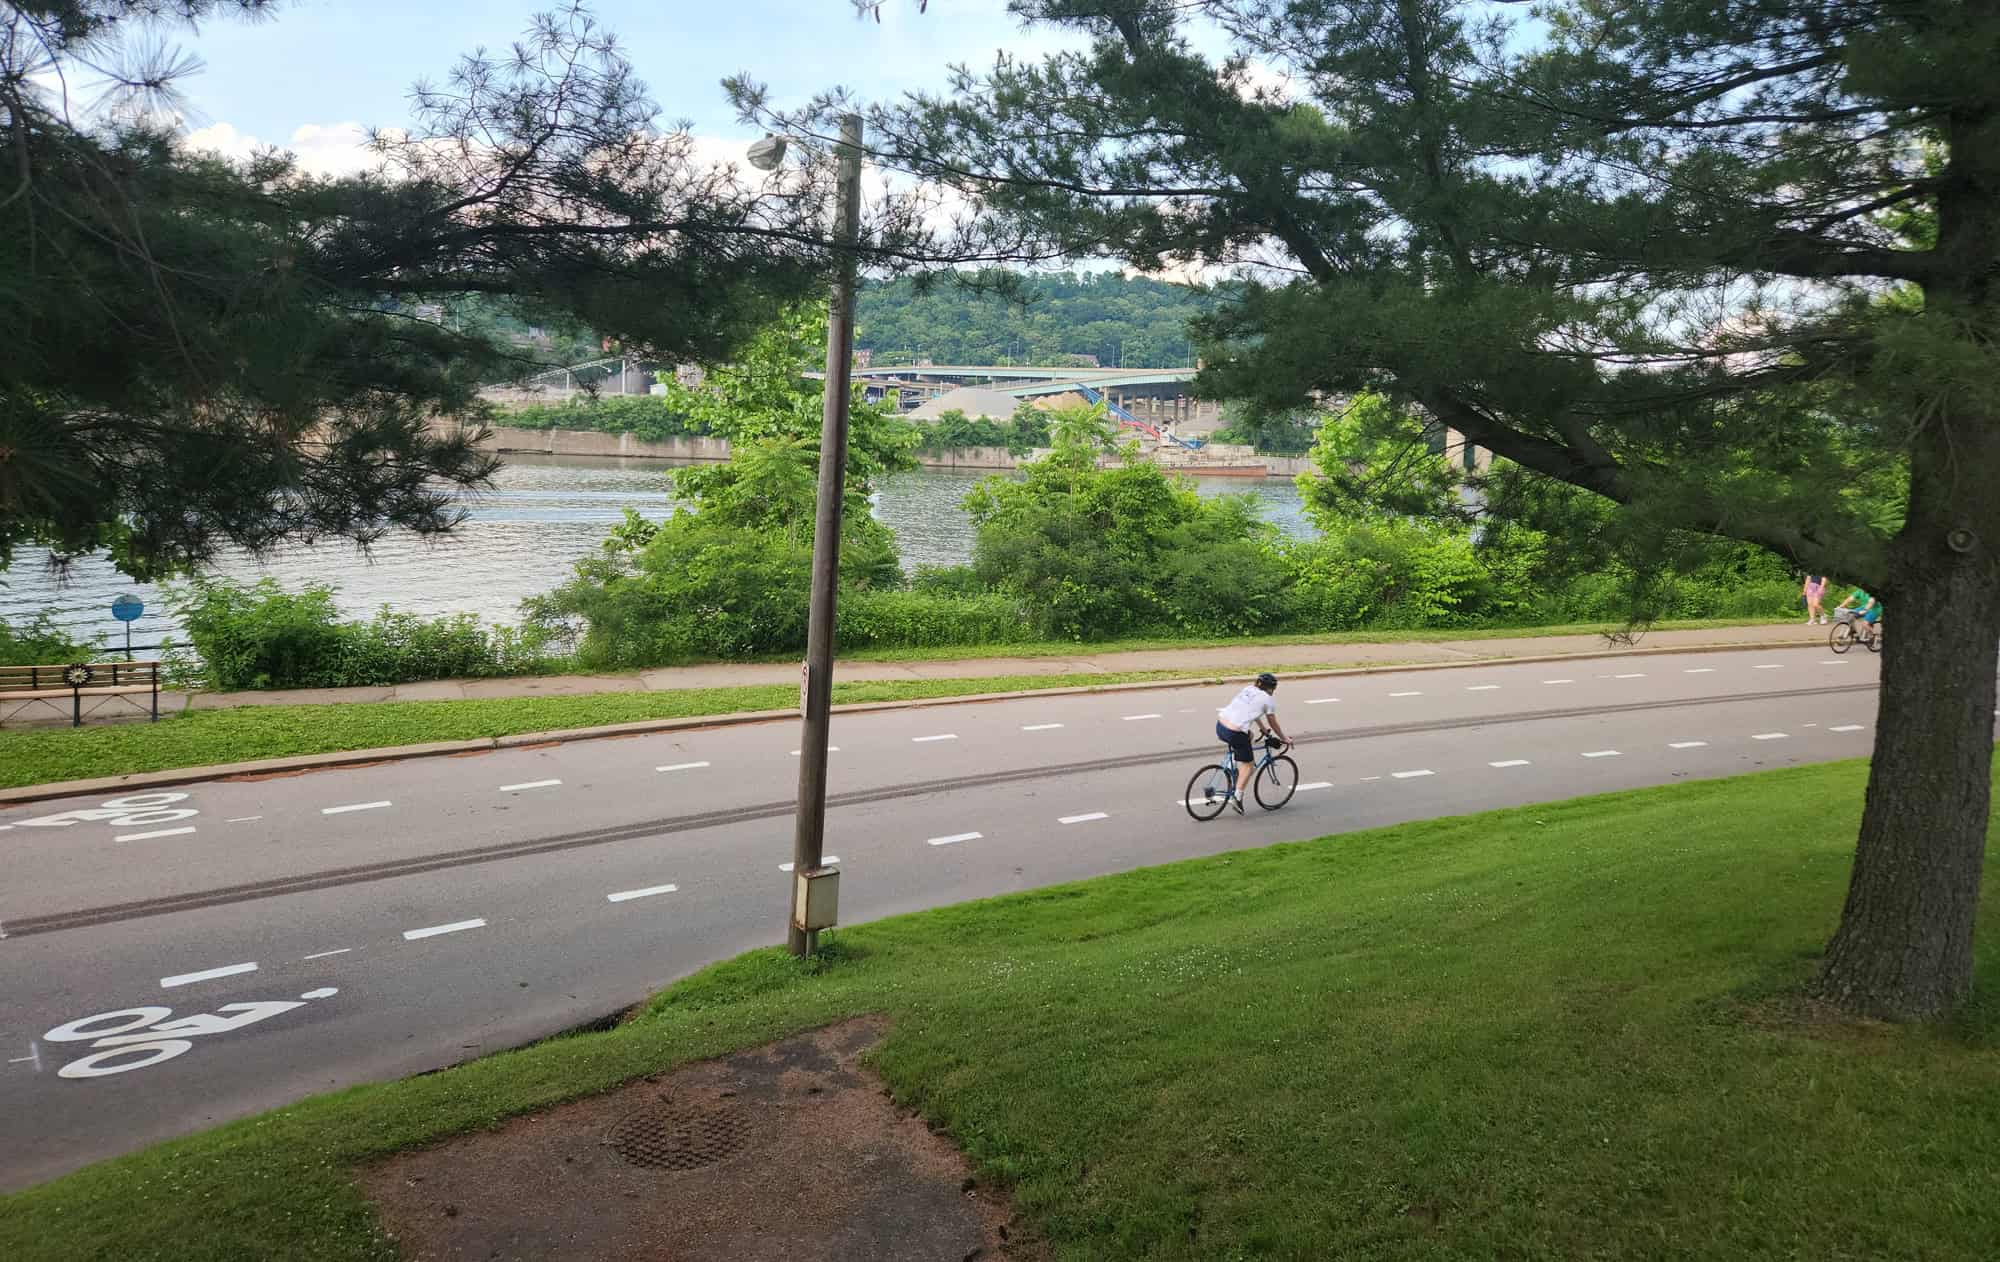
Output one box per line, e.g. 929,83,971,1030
182,120,378,177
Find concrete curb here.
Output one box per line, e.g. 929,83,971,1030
0,635,1824,805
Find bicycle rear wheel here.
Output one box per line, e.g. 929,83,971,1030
1255,755,1299,810
1184,764,1231,821
1830,621,1855,654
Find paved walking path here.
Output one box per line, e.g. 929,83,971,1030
176,622,1826,711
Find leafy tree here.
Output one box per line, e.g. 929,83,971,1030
813,1,2000,1019
856,269,1216,366
1297,393,1463,526
2,3,940,579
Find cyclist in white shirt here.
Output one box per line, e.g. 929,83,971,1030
1216,672,1291,815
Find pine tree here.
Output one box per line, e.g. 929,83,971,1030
789,0,2000,1019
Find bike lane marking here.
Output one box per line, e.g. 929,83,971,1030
160,962,257,989
403,919,486,941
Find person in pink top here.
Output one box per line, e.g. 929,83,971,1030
1803,574,1828,625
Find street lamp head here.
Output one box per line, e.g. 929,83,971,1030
747,134,789,171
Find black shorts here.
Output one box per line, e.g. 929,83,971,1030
1216,721,1255,762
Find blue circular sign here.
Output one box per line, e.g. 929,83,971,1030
111,595,144,623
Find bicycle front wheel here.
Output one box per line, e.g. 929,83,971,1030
1830,621,1855,654
1865,624,1882,654
1255,755,1299,810
1184,764,1231,821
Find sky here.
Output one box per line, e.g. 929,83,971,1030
166,0,1092,175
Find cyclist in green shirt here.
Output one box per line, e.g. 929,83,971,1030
1833,587,1881,625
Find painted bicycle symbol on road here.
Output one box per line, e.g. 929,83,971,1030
41,989,338,1079
8,791,200,833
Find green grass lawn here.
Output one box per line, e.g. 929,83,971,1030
5,759,1997,1260
0,670,1226,790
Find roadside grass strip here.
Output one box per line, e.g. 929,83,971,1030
8,759,1998,1262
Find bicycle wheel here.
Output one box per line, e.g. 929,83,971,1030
1830,620,1855,654
1865,624,1882,654
1184,764,1231,821
1255,755,1299,810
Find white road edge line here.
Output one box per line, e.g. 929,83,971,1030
927,832,981,846
498,779,562,793
657,761,710,772
1830,724,1866,733
1488,759,1531,768
778,856,840,872
1668,741,1708,749
322,801,391,815
607,883,679,903
912,734,958,743
302,948,353,960
160,962,257,989
1021,723,1064,731
1391,769,1435,779
1059,812,1109,824
1582,750,1622,758
1751,732,1789,741
115,826,196,843
403,919,486,941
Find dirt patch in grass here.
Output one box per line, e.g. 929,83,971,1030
361,1018,1036,1261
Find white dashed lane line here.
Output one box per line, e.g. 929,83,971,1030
1296,781,1333,792
778,857,839,872
1830,724,1866,733
657,762,709,772
302,948,353,960
115,827,195,843
1304,697,1340,705
160,962,257,989
1684,668,1716,674
606,883,679,903
1754,664,1784,670
1389,691,1423,698
226,816,262,823
403,919,486,941
323,801,391,816
1391,769,1435,779
1543,679,1574,685
1467,685,1500,691
498,779,562,793
1059,812,1109,825
1488,759,1531,768
1614,673,1646,679
912,734,958,743
1021,723,1064,731
927,832,982,847
1668,741,1708,749
1751,732,1789,741
790,747,840,756
1582,750,1621,759
1122,713,1162,722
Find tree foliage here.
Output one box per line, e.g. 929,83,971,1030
856,269,1214,367
0,3,955,579
810,0,2000,1019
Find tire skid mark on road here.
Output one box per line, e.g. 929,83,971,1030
8,682,1879,940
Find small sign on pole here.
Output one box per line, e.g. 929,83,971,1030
111,594,144,662
800,660,810,718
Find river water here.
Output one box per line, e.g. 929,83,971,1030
3,455,1313,655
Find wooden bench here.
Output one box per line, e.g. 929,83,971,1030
0,661,162,727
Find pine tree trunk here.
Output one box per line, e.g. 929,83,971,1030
1812,420,2000,1019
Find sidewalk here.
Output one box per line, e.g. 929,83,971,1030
177,622,1827,712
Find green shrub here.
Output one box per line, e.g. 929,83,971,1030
502,395,706,443
0,611,102,665
166,578,546,690
908,564,986,597
836,589,1034,649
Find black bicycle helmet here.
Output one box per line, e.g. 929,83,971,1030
1255,671,1278,692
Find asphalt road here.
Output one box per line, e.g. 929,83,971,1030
0,644,1902,1191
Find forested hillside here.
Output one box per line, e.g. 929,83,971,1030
855,271,1217,368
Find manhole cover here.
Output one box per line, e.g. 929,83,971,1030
606,1105,751,1172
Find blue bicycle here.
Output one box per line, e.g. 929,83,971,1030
1185,735,1298,820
